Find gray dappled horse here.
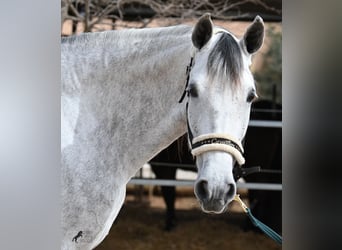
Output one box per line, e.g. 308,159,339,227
62,14,264,249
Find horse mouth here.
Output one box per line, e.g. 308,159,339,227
199,199,228,214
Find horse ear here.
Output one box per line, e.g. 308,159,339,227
241,15,265,54
192,13,213,50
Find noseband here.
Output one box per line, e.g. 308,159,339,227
178,53,245,166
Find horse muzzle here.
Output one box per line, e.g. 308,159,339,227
189,134,241,214
194,178,236,214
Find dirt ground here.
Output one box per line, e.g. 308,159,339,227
95,187,281,250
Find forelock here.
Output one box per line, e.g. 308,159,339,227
207,32,243,85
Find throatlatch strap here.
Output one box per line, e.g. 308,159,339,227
233,166,261,181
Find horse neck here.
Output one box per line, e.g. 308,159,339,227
66,26,192,179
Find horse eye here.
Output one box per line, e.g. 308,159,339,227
247,91,258,103
188,84,199,98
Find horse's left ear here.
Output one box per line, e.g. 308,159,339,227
192,13,213,50
241,15,265,54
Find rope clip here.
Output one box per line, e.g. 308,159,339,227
233,194,248,213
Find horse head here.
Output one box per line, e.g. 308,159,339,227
185,14,264,213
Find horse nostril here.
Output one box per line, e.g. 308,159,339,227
225,183,236,202
195,180,209,201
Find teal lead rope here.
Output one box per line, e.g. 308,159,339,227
234,195,282,245
246,207,282,244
